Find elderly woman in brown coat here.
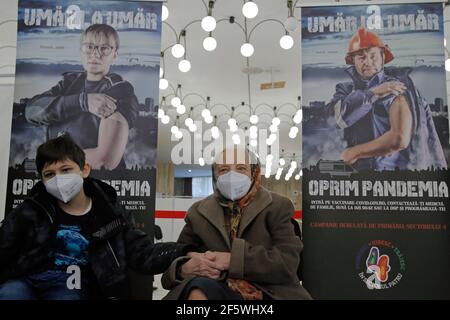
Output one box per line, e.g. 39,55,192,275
162,147,311,300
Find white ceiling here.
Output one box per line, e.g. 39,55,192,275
156,0,449,164
157,0,304,163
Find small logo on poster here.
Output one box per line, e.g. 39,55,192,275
356,240,405,290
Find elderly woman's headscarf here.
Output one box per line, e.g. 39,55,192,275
211,147,264,300
211,147,262,208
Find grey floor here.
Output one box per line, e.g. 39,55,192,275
153,274,169,300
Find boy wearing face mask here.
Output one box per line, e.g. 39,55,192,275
0,135,194,300
161,147,312,300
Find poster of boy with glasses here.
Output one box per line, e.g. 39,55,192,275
25,24,137,171
7,1,162,241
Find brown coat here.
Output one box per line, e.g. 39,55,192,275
161,187,312,300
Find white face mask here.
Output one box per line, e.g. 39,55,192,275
44,173,84,203
216,170,252,201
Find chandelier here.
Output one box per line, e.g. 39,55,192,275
157,0,303,180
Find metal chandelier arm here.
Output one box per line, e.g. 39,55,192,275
162,21,179,43
248,18,287,42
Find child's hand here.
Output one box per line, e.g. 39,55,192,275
87,93,117,118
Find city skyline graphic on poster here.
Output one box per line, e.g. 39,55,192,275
6,1,163,230
302,3,449,172
11,0,161,171
301,3,450,300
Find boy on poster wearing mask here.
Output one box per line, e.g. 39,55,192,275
0,134,194,300
161,147,312,300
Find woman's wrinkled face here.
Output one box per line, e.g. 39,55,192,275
214,148,252,179
216,163,252,178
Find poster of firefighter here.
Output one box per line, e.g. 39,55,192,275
301,3,450,299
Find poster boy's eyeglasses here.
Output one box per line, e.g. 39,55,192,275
81,43,115,57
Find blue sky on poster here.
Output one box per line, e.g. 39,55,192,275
16,29,161,67
17,0,162,32
301,3,443,37
301,3,447,167
15,0,161,67
301,3,445,68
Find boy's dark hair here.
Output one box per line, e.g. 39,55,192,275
81,24,120,49
36,134,85,176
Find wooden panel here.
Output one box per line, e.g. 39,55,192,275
156,161,174,196
262,176,302,211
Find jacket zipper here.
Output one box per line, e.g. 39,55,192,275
29,199,54,224
107,240,120,269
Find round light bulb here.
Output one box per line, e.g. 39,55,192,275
269,133,277,141
201,15,216,32
295,174,300,180
232,134,241,145
250,114,259,124
171,43,185,58
291,126,299,134
205,116,213,124
161,115,170,124
174,131,183,139
272,117,281,126
189,124,197,132
291,161,297,169
185,117,193,127
242,1,258,19
159,78,168,90
201,109,211,118
228,118,237,127
240,43,254,57
161,5,169,22
280,34,294,50
176,104,186,115
279,158,286,166
178,59,191,73
269,124,278,133
289,131,297,139
170,125,179,135
284,16,298,32
250,125,258,133
250,139,257,147
293,110,303,124
211,126,220,139
171,97,181,107
203,36,217,51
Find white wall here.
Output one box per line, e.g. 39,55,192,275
0,0,18,221
155,197,200,242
